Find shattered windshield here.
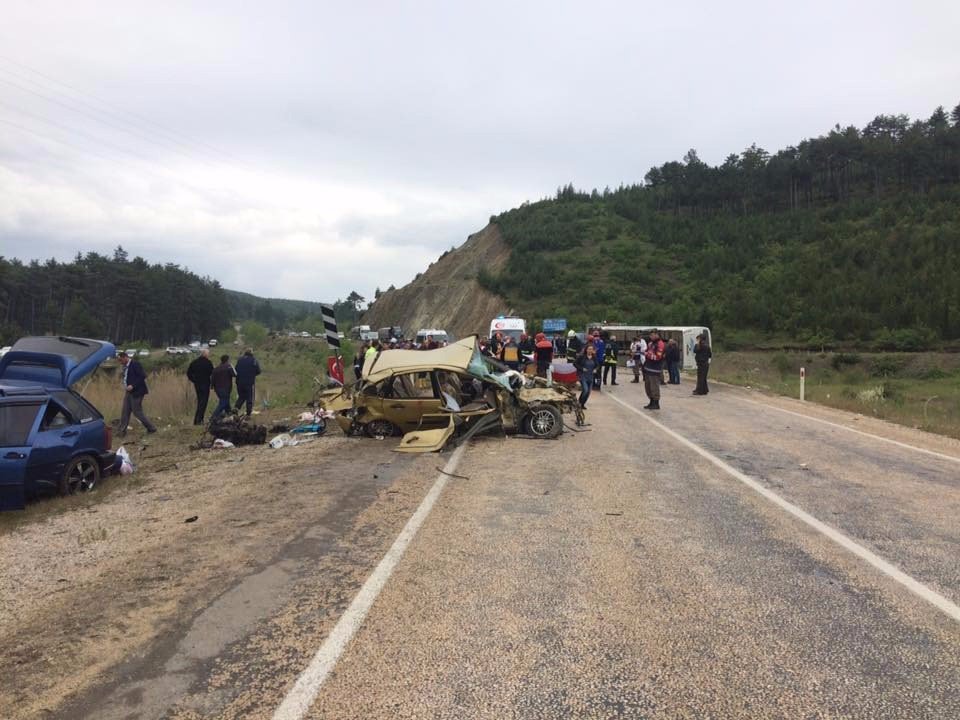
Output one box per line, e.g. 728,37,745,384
467,346,514,392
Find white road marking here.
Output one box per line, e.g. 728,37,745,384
715,381,960,465
272,444,468,720
607,393,960,624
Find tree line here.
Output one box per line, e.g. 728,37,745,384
484,100,960,348
0,247,231,346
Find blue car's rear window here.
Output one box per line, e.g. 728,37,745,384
0,403,41,446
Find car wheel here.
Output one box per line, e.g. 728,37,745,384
525,404,563,439
365,419,398,438
60,454,101,495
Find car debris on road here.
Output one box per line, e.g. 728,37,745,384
316,335,585,452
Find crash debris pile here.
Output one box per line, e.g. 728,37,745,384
202,413,267,448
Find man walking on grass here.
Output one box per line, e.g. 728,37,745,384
642,329,666,410
187,348,214,425
234,348,262,416
117,352,157,436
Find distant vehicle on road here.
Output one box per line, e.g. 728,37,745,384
300,331,311,338
0,336,118,510
489,316,526,343
138,349,149,357
416,329,452,346
165,347,179,355
350,325,372,341
208,339,218,347
0,346,12,357
125,349,137,358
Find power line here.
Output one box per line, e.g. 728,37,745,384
0,54,260,175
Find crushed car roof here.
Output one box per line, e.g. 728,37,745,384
362,336,478,383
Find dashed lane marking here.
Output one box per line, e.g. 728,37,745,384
607,393,960,624
272,444,468,720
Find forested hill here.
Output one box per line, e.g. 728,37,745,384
481,102,960,349
0,248,232,346
224,290,326,330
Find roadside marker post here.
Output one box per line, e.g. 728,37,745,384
800,367,805,402
321,304,344,385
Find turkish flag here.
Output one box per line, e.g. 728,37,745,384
327,356,345,384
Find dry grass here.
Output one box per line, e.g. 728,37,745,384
81,368,195,424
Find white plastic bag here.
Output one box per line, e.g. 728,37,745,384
212,438,235,449
116,445,135,475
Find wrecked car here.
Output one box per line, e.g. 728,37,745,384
317,336,584,452
0,336,117,511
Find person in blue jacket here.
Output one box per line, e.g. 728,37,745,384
591,332,605,390
234,348,262,416
117,352,157,436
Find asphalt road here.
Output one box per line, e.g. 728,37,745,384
8,380,960,718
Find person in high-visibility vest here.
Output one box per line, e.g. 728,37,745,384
565,330,581,362
602,334,620,386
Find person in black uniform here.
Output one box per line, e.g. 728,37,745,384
187,348,214,425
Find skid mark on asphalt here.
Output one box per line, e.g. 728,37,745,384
606,393,960,625
272,444,468,720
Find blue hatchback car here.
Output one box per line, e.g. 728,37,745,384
0,336,117,511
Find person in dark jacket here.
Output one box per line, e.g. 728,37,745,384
210,354,236,420
234,348,262,416
602,334,620,386
117,352,157,435
353,342,366,380
187,348,214,425
574,343,598,407
565,330,582,361
665,339,682,385
642,329,666,410
592,333,605,390
693,334,712,395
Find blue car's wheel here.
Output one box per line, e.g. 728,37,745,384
60,455,101,495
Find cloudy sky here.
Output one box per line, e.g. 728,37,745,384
1,1,958,303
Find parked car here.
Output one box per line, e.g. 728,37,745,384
317,336,584,452
138,349,150,357
0,346,11,358
125,348,137,358
0,336,118,511
208,338,218,347
165,346,179,355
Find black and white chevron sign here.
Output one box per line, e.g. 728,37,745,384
320,304,340,351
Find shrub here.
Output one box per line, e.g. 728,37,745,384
870,355,906,378
770,352,792,376
831,352,862,370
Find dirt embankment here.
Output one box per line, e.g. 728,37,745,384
364,223,511,338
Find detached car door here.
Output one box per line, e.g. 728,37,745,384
380,372,444,431
0,401,42,510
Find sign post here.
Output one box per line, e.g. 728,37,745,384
800,366,806,402
321,304,344,385
543,318,567,333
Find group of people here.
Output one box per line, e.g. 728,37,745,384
479,332,554,376
570,329,712,411
351,335,448,380
186,348,262,425
114,346,264,437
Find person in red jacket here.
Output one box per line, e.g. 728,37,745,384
534,332,553,377
642,329,666,410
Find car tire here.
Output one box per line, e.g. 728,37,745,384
60,454,101,495
524,404,564,439
365,419,399,438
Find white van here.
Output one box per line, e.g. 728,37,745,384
489,316,526,343
416,329,451,346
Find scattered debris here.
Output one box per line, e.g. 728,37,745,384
212,439,235,449
184,516,198,523
435,467,470,480
116,446,135,475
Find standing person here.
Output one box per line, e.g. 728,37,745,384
117,352,157,436
574,343,598,407
642,329,666,410
566,330,582,361
592,333,605,390
666,339,682,385
534,332,553,377
365,340,380,365
489,332,503,357
186,348,214,425
518,333,535,357
629,335,647,383
603,334,620,386
693,334,713,395
234,348,262,416
500,335,521,370
210,354,235,420
353,342,366,381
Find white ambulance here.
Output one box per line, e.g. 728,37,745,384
489,316,527,343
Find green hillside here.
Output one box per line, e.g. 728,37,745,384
482,103,960,350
